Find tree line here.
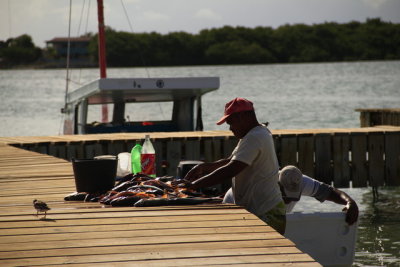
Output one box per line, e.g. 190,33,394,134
0,35,42,67
1,18,399,68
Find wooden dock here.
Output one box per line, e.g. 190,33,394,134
1,125,399,188
0,144,318,266
356,108,400,127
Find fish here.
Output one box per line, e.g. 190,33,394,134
156,176,175,182
134,197,213,207
64,192,105,202
115,173,134,184
64,174,223,208
99,191,119,204
142,179,172,190
133,198,170,207
114,173,153,187
127,185,164,195
102,191,138,204
64,192,88,201
130,174,154,182
84,192,105,202
179,188,205,197
110,196,142,206
112,180,139,192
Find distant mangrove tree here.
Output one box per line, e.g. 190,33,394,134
1,18,399,68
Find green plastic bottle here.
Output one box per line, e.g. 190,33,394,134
131,143,142,174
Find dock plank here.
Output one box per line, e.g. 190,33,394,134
0,249,316,266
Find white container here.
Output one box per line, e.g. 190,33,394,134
285,212,358,267
116,152,131,177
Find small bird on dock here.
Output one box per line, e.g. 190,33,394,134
33,199,50,219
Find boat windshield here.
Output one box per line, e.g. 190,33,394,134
87,102,173,123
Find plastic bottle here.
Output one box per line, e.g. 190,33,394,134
141,135,156,177
130,143,142,174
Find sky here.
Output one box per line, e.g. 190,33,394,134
1,0,400,48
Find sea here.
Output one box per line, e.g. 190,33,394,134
1,61,400,266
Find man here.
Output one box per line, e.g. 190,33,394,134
279,165,359,225
183,97,286,235
223,165,359,226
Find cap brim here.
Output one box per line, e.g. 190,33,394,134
216,114,230,125
283,187,301,200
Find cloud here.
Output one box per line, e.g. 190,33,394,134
361,0,388,9
143,11,170,21
194,8,222,21
124,0,142,3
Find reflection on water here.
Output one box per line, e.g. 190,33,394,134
292,186,400,266
355,187,400,266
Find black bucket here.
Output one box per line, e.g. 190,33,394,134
176,160,204,179
72,157,117,193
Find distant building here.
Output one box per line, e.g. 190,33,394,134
45,37,94,67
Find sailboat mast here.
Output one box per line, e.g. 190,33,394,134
97,0,108,122
97,0,107,78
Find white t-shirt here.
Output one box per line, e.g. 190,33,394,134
284,175,333,212
230,125,282,216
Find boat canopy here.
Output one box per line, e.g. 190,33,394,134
66,77,219,105
63,77,220,134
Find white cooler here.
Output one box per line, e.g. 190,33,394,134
285,212,358,267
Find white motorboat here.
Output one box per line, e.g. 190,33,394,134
62,77,219,134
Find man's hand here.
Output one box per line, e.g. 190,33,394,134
171,179,193,188
184,164,205,182
327,188,359,226
342,201,359,225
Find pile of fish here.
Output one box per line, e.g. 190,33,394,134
65,173,222,207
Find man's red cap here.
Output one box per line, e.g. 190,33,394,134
216,97,254,125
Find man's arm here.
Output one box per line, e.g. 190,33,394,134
301,176,359,226
184,159,230,182
326,188,359,226
189,160,248,189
